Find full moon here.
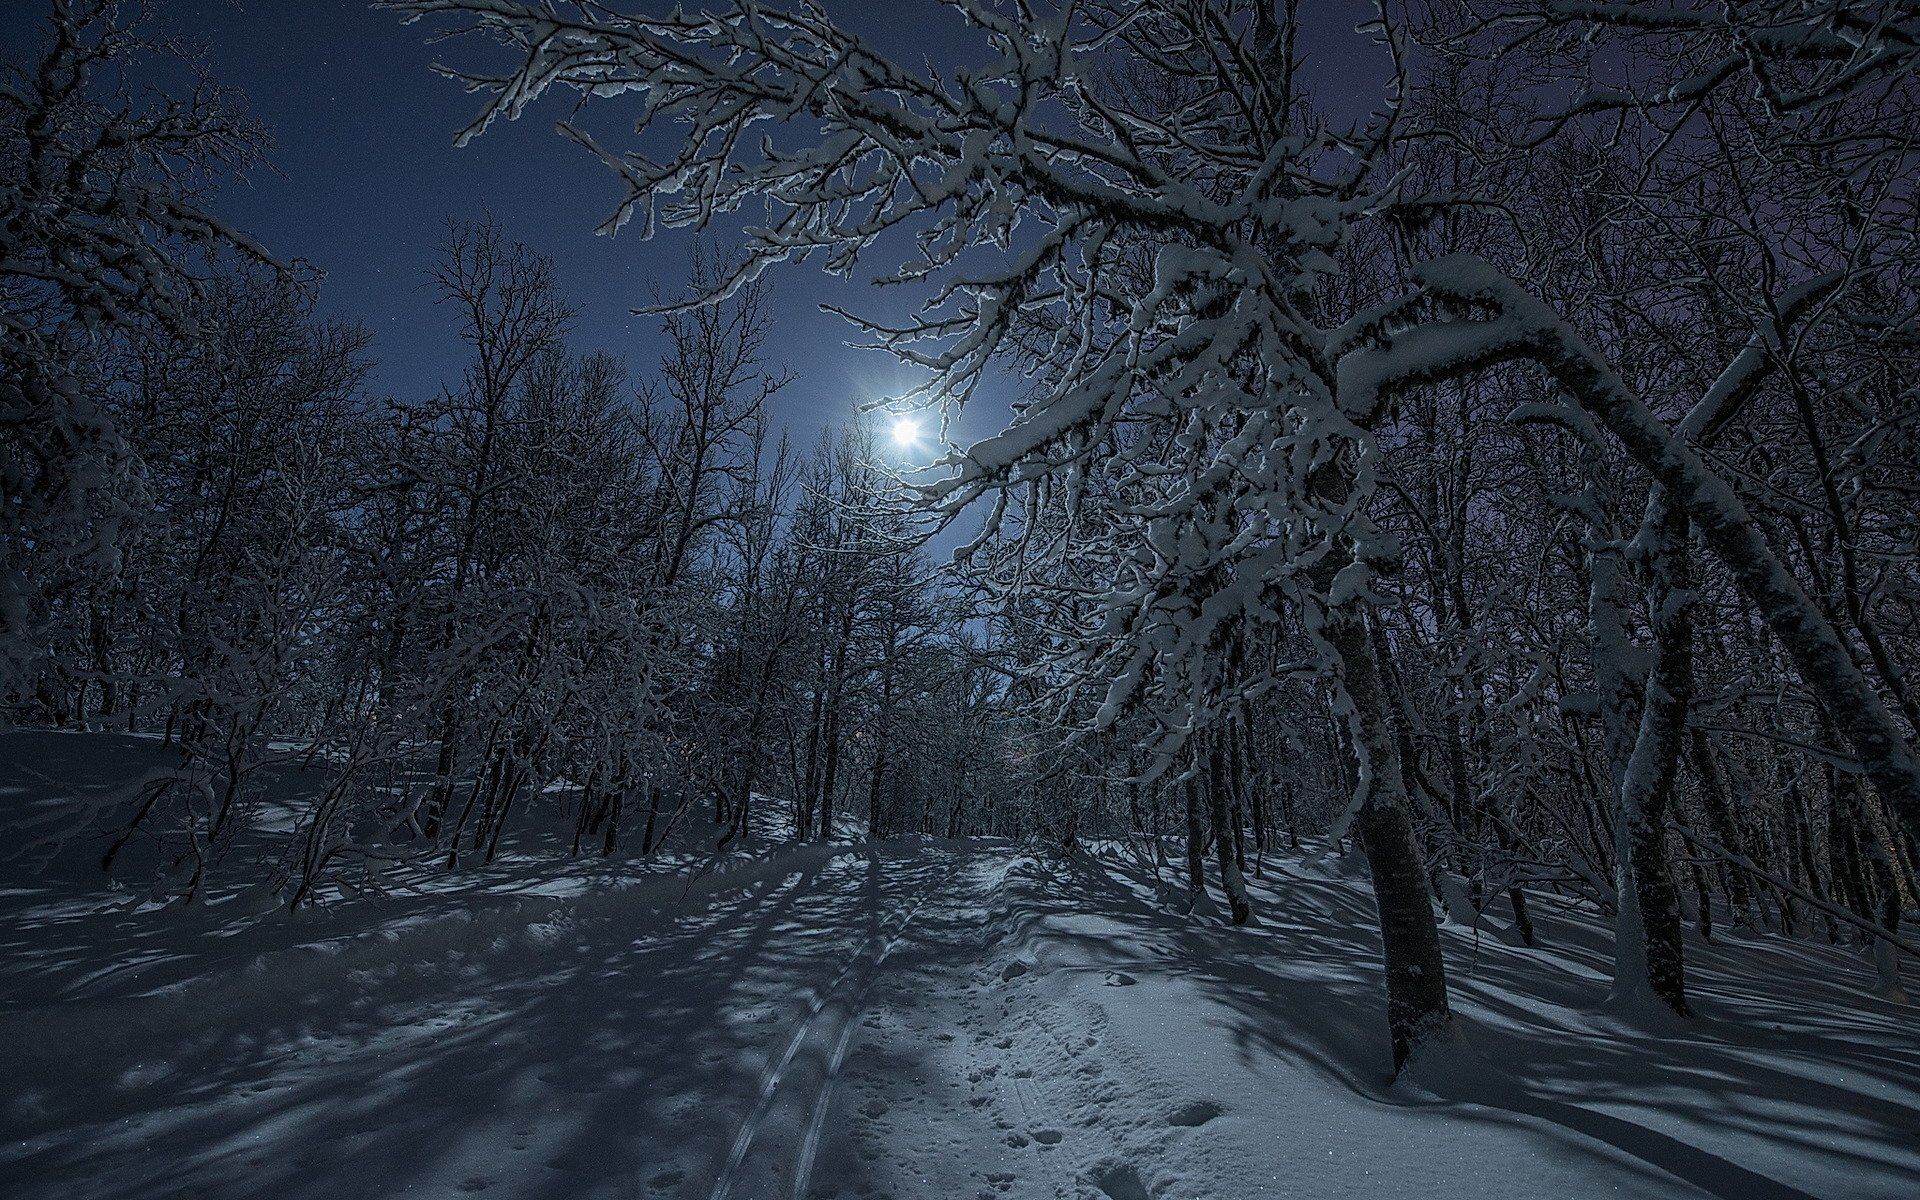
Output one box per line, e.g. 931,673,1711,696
890,414,922,448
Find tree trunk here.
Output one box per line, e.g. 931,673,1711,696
1183,765,1208,909
1239,713,1267,870
1322,601,1453,1072
1688,729,1754,922
1207,733,1253,925
1607,494,1692,1017
799,667,825,840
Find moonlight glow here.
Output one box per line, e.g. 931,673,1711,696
890,414,922,448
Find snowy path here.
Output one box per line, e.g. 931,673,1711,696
705,853,974,1200
5,838,1920,1200
2,841,1034,1200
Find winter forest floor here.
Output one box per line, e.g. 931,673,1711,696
3,733,1919,1200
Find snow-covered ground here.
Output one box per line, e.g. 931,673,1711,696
3,733,1918,1199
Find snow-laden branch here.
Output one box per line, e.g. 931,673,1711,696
1337,251,1920,851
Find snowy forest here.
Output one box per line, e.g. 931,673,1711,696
3,2,1918,1198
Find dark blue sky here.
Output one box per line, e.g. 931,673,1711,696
6,1,1386,450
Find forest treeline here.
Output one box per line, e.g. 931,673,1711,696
4,0,1918,1072
0,3,1023,904
6,212,1017,904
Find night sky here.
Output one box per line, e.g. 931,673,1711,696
4,0,1387,451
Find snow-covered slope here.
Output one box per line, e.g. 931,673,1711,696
3,735,1917,1199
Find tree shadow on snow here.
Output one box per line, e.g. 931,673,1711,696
1026,849,1919,1200
0,842,971,1200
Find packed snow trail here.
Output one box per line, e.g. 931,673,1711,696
5,832,1920,1199
707,854,971,1200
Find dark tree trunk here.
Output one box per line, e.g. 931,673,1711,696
1323,600,1453,1073
1353,790,1453,1074
1608,498,1692,1016
1689,729,1754,922
1207,734,1252,925
1183,766,1208,907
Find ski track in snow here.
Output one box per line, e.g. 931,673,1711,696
707,856,970,1200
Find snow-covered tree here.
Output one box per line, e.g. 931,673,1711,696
1,0,273,715
389,0,1466,1068
395,0,1920,1060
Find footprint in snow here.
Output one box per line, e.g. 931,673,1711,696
1167,1099,1224,1127
1031,1129,1064,1145
1090,1162,1151,1200
1103,971,1137,986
